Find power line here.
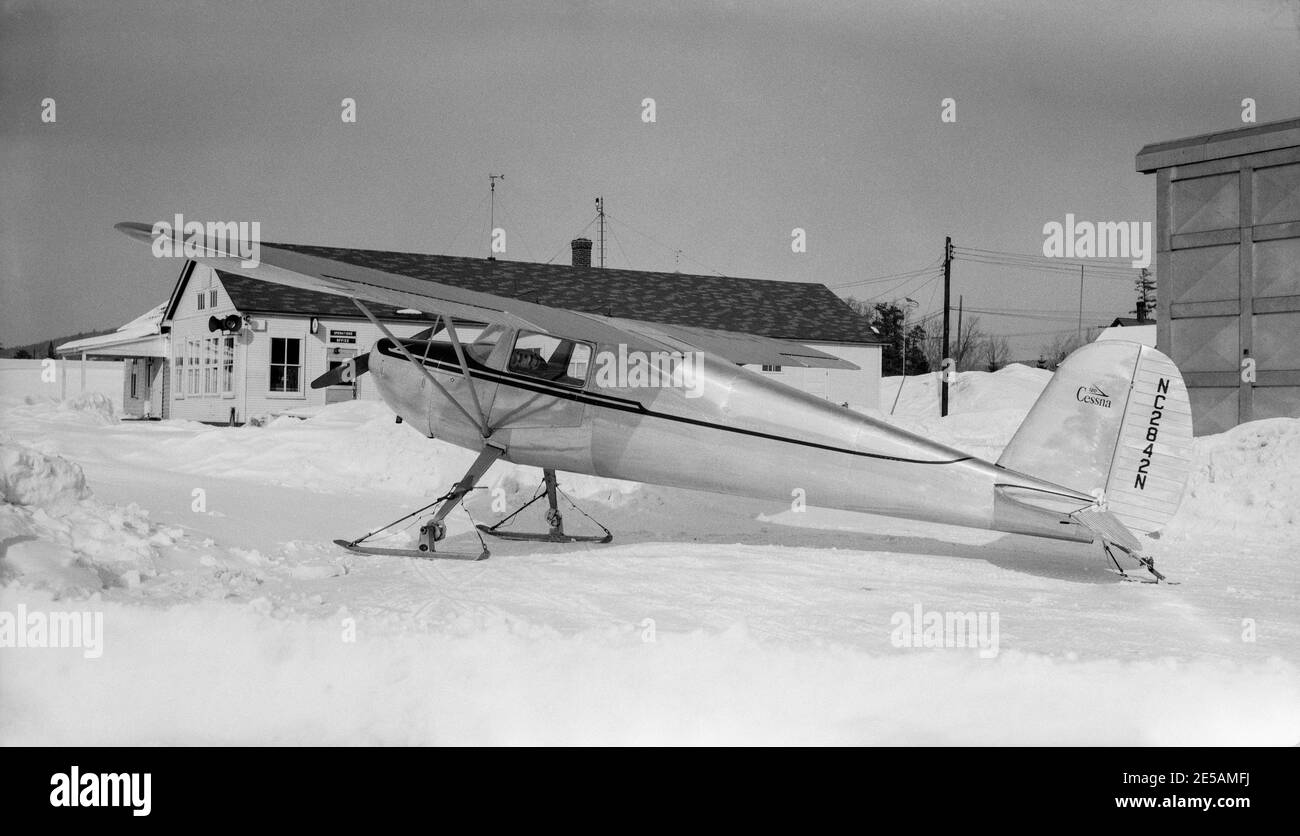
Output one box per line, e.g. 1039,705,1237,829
606,221,634,270
830,256,945,288
955,254,1139,277
956,243,1142,266
853,271,942,305
956,248,1138,267
604,212,730,277
955,260,1139,283
952,246,1140,280
493,198,534,262
960,308,1121,323
441,192,491,256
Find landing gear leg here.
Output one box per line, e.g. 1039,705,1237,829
543,469,564,538
478,468,613,544
1101,541,1171,584
335,443,506,560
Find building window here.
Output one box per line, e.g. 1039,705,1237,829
209,289,218,308
130,362,138,399
761,364,783,372
270,337,302,393
187,339,200,394
221,336,235,394
174,347,184,398
196,291,206,311
204,337,220,394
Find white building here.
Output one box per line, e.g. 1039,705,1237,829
161,261,435,423
1094,316,1157,348
73,240,883,422
58,303,169,418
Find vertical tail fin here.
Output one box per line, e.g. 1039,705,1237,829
997,341,1193,536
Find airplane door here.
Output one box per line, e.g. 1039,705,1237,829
488,330,592,429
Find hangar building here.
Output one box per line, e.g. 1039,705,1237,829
1137,116,1300,434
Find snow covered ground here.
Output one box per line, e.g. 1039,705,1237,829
1,365,1298,745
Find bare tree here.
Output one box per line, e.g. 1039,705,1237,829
1040,331,1087,369
981,333,1013,371
922,315,986,372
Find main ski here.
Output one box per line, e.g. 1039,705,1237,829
476,525,612,544
333,539,489,561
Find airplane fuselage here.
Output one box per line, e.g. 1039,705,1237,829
368,333,1097,545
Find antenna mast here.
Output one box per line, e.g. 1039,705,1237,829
595,196,605,268
488,173,505,259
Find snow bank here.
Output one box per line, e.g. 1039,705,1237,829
1173,417,1300,533
58,391,118,424
0,441,177,592
0,444,90,506
0,392,118,427
880,364,1051,420
876,365,1052,460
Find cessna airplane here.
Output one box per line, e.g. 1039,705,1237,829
117,222,1193,581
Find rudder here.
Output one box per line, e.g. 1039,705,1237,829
997,341,1193,536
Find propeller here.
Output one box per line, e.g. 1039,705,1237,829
311,353,369,389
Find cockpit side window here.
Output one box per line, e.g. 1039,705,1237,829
465,325,506,365
508,331,593,387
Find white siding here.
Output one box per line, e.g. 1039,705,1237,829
166,265,438,423
748,343,882,413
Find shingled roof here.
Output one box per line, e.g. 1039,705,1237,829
215,271,438,322
199,243,880,344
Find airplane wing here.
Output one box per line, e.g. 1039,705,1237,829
115,222,858,369
613,320,859,370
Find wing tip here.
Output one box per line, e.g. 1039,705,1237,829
114,221,156,244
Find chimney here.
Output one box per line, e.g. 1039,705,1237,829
571,237,592,268
1136,299,1147,323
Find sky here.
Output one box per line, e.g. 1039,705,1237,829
2,0,1299,359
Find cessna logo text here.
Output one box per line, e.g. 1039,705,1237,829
1075,384,1112,408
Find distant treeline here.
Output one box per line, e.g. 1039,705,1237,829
0,329,117,359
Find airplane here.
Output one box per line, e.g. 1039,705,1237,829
116,221,1193,582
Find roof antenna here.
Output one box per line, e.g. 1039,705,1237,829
488,174,505,260
595,196,605,269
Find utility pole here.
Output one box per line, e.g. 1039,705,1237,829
956,295,964,366
941,236,952,417
1077,264,1084,343
488,173,505,260
595,196,605,268
1135,267,1154,321
890,297,920,415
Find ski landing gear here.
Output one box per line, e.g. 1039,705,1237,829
1100,542,1172,584
477,468,613,544
333,444,505,560
1070,505,1173,584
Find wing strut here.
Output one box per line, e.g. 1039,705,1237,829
440,312,490,438
351,298,492,438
